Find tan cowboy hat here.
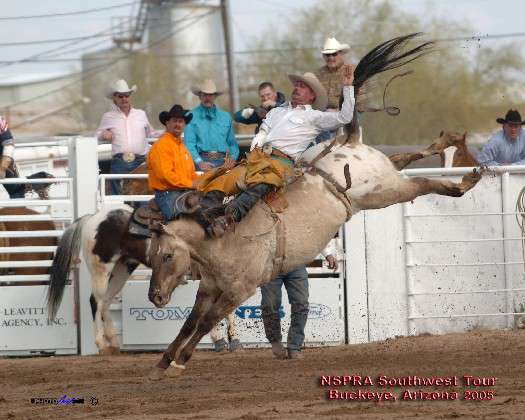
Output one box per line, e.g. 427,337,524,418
321,37,350,54
288,72,328,111
191,79,224,96
105,79,137,99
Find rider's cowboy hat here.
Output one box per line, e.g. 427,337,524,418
288,72,328,111
105,79,137,99
159,104,193,126
191,79,223,96
321,37,350,55
496,109,525,125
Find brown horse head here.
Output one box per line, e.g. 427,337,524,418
148,225,192,308
435,131,478,167
121,162,152,196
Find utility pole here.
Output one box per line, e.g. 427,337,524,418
220,0,239,112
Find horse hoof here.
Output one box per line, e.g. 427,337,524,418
214,338,228,353
229,339,243,352
165,363,185,378
109,346,120,355
98,348,112,356
148,367,166,381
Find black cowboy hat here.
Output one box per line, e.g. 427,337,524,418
159,104,192,126
496,109,525,125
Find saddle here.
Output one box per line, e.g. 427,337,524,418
128,199,165,238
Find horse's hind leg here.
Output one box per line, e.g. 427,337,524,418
388,137,451,170
102,258,138,354
388,151,426,170
356,170,482,210
410,170,482,198
89,259,112,354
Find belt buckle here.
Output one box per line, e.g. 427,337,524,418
262,144,273,155
123,152,136,163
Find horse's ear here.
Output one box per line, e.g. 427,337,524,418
439,130,444,137
463,131,467,140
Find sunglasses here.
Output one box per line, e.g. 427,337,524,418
323,52,339,58
114,93,131,99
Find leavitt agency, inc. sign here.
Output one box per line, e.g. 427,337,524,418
0,285,76,353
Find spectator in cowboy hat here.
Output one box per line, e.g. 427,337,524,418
315,37,355,142
478,109,525,166
147,104,200,220
184,79,240,171
96,79,157,195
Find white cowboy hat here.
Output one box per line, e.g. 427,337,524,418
288,72,328,111
321,37,350,54
191,79,224,96
105,79,137,99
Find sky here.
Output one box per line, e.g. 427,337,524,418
0,0,523,79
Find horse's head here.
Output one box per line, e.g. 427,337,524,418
426,130,467,153
433,131,477,168
121,163,152,196
148,226,191,308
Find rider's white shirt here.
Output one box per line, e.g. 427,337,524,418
251,86,355,160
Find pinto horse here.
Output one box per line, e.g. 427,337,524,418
46,206,240,354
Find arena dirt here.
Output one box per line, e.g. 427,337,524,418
1,329,525,420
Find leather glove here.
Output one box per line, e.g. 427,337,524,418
241,108,254,119
250,131,267,151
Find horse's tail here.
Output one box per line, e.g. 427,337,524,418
46,215,90,320
345,33,434,142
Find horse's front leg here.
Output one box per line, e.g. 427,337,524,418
150,284,217,380
163,292,248,378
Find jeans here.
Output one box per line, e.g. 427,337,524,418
109,154,145,195
315,130,336,143
3,164,25,198
260,266,309,351
199,155,225,169
154,189,193,221
227,183,272,221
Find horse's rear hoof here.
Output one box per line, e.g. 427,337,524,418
148,367,166,381
98,348,112,356
109,346,120,355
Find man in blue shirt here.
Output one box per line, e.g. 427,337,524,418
185,79,240,171
478,109,525,166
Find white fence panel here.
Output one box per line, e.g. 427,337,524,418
0,281,76,356
344,168,525,343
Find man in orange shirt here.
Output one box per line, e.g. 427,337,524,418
148,104,199,220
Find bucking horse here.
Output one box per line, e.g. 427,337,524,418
144,33,483,379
